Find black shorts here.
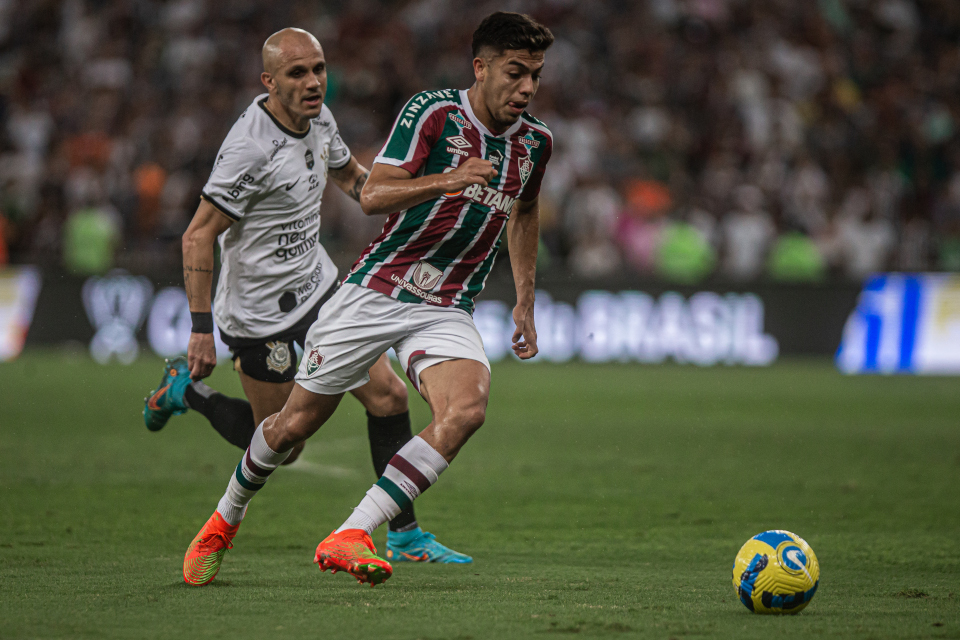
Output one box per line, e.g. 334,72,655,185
218,283,338,384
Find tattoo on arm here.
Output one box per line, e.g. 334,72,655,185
347,171,369,202
183,265,213,283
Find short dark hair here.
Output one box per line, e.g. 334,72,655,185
471,12,554,59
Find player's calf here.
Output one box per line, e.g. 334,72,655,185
418,359,491,460
261,385,344,452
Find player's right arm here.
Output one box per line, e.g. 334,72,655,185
182,199,234,379
360,159,496,216
359,91,496,216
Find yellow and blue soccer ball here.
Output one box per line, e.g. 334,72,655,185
732,530,820,614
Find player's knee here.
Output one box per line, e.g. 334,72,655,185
365,376,408,417
384,377,409,415
268,406,320,451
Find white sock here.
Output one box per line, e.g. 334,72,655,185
217,423,291,525
336,436,448,535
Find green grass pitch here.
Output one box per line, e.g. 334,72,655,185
2,352,959,639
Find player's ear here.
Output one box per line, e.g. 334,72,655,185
473,57,486,84
260,71,274,92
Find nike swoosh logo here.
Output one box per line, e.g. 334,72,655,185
786,549,813,582
284,178,300,191
399,551,429,562
147,385,169,410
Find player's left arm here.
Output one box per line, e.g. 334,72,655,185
329,156,369,203
507,196,540,360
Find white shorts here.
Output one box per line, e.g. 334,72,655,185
295,283,490,395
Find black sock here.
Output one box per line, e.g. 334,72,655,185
184,381,257,450
367,410,419,532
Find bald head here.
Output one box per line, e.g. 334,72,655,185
260,28,328,128
262,28,322,75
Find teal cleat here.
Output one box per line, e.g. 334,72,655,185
385,528,473,564
142,357,191,432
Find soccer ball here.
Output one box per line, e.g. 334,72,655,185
732,530,820,614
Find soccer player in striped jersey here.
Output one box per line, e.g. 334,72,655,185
151,29,468,586
183,12,554,586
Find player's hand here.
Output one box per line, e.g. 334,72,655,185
187,332,217,380
445,157,497,192
511,303,538,360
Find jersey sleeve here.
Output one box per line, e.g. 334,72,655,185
518,136,552,201
374,92,446,175
323,107,352,170
201,136,269,221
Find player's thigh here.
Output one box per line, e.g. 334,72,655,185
349,353,409,417
237,373,295,427
231,338,298,422
231,338,304,461
394,306,490,397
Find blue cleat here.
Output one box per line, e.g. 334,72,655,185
386,528,473,564
142,357,191,432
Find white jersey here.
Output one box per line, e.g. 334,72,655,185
202,94,350,340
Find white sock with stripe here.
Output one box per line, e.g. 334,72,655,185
217,423,292,525
336,436,448,535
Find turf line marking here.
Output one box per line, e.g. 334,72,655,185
284,457,360,479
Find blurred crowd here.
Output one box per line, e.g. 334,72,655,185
2,0,960,282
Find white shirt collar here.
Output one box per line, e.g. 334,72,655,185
459,89,524,139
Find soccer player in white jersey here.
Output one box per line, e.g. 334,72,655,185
183,13,554,587
140,29,470,582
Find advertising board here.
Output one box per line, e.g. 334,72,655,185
837,273,960,375
16,269,868,365
0,266,42,361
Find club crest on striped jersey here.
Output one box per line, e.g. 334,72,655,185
518,155,533,187
411,261,443,291
304,348,324,377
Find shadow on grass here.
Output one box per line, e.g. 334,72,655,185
164,580,234,590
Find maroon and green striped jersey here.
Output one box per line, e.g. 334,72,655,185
345,89,553,313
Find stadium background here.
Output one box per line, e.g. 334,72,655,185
2,1,960,638
3,0,960,280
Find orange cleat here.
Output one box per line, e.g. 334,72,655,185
183,511,240,586
315,529,393,587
